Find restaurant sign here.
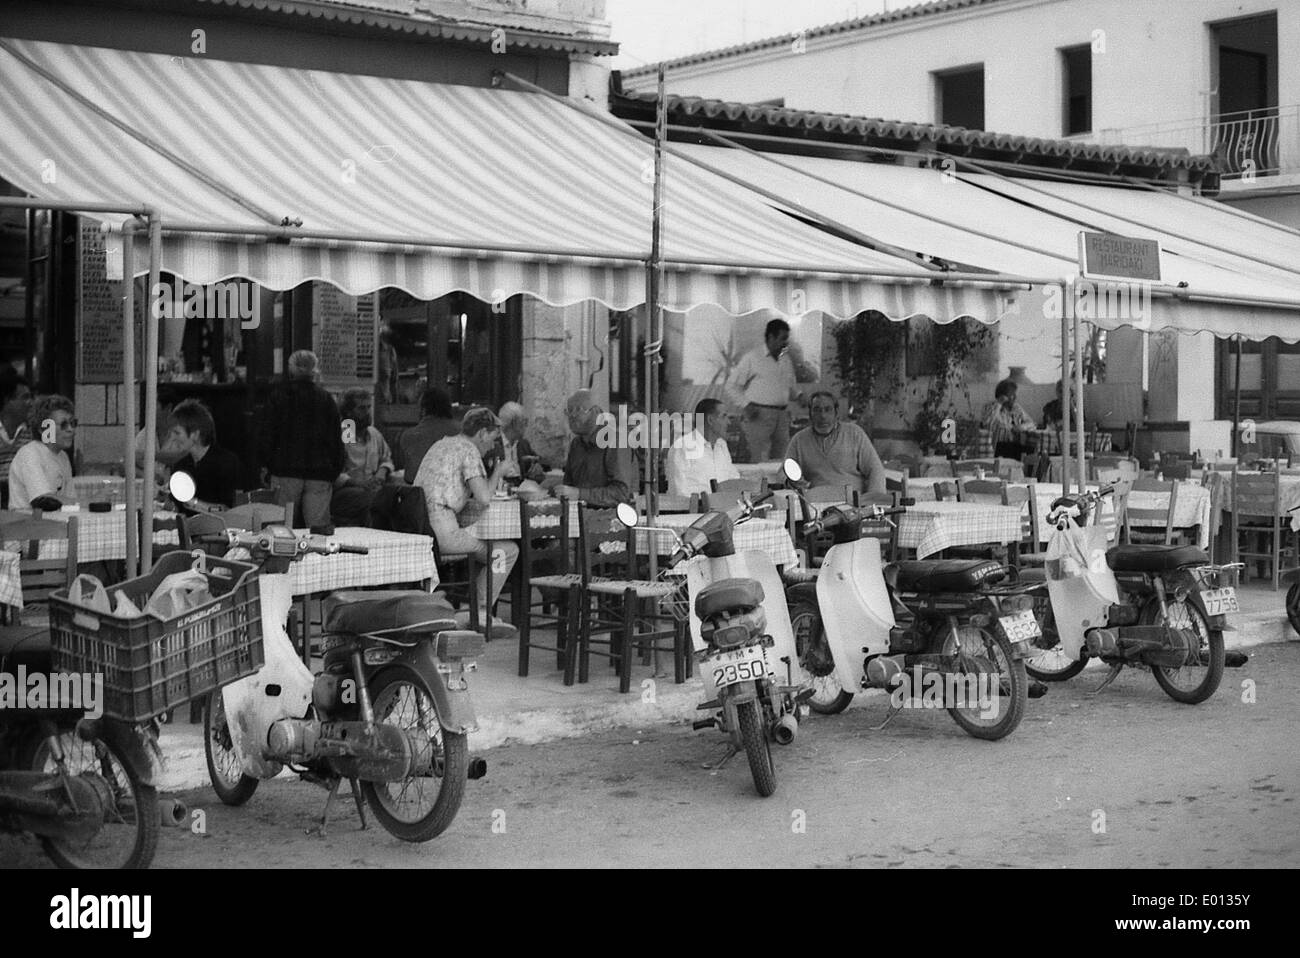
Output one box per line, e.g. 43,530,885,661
1077,232,1163,283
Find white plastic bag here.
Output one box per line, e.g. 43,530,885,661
68,574,111,614
145,570,213,620
1045,523,1109,581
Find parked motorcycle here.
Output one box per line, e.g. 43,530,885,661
616,492,808,797
1025,486,1239,704
1286,506,1299,636
781,460,1034,741
178,475,488,842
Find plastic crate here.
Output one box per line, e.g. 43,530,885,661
49,553,264,723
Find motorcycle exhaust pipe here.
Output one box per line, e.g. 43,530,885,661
771,713,798,746
159,797,188,828
467,757,488,780
692,718,718,731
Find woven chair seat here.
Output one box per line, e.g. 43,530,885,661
530,572,584,589
585,577,679,598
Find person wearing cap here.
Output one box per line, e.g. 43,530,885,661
259,349,347,530
414,406,519,640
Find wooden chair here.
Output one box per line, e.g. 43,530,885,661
572,504,686,692
1124,478,1180,546
960,478,1007,505
3,517,78,624
884,472,909,501
636,493,699,514
805,484,851,506
933,480,961,502
1005,482,1043,566
954,459,996,477
701,477,766,513
234,487,280,506
1232,471,1299,590
515,497,579,682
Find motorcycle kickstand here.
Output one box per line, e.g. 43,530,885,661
702,745,739,770
1090,662,1125,695
310,778,343,838
868,704,903,732
348,776,368,831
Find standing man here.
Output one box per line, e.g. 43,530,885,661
785,391,887,495
332,388,396,528
727,316,803,463
665,398,740,497
260,350,346,531
555,390,635,506
0,369,33,508
168,399,242,511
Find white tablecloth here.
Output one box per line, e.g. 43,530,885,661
1206,471,1300,531
896,502,1025,560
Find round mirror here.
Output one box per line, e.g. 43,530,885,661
615,502,639,528
782,458,803,483
169,470,197,504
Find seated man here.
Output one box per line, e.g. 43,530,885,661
785,391,886,495
332,388,396,528
168,399,242,512
414,407,519,640
398,386,459,482
665,398,739,497
555,389,634,506
494,401,547,481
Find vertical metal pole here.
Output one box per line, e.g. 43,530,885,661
644,64,668,579
1060,299,1071,492
1074,313,1086,491
141,214,162,571
1231,335,1242,458
121,221,139,577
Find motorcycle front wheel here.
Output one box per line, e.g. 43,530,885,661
1143,596,1224,705
789,598,854,715
1286,581,1300,636
1024,601,1088,682
361,668,468,842
735,698,776,797
943,626,1027,741
203,689,260,806
29,726,158,869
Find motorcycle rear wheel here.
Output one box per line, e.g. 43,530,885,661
30,727,158,869
203,689,260,806
789,598,854,715
1024,602,1088,682
361,668,468,842
1286,581,1300,636
1143,596,1224,705
943,626,1027,741
735,699,776,797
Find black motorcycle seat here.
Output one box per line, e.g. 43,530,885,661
0,625,52,676
323,590,460,642
1107,545,1210,572
893,560,1006,592
694,578,764,620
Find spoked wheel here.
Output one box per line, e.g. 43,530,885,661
203,689,259,806
735,699,776,797
942,626,1027,741
1144,597,1224,705
1024,601,1088,682
30,726,158,869
361,668,468,842
789,598,853,715
1286,581,1300,636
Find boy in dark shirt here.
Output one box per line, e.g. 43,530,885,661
169,399,241,511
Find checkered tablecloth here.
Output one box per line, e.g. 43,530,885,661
0,551,20,608
3,509,180,565
465,498,581,541
632,513,799,569
897,501,1025,560
1126,482,1212,549
288,527,438,595
68,476,146,506
1206,472,1300,532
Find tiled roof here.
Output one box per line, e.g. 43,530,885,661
622,0,1006,78
611,86,1217,178
193,0,620,55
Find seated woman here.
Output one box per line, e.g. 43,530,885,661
982,379,1037,461
8,394,76,508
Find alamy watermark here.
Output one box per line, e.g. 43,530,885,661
1042,278,1152,328
0,667,104,719
151,280,260,329
593,406,710,457
888,666,1001,721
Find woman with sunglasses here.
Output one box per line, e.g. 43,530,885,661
9,394,76,508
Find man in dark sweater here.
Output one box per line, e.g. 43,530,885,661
169,399,241,511
259,350,346,529
555,389,634,507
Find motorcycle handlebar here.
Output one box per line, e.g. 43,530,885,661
337,544,369,555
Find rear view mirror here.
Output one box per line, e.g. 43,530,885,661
783,458,803,483
169,471,197,504
615,502,639,528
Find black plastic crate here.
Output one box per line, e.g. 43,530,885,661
49,553,264,723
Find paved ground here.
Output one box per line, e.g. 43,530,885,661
5,638,1295,869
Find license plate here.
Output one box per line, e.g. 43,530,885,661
704,644,770,692
999,610,1041,642
1202,587,1239,616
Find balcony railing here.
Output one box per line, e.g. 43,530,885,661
1096,104,1300,180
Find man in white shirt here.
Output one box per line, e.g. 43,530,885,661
666,398,740,497
726,317,803,463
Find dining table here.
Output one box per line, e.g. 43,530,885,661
895,501,1026,560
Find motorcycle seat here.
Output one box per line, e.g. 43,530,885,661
1107,544,1210,572
892,559,1006,592
694,578,765,620
323,590,461,644
0,625,52,676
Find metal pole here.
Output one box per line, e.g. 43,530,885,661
121,221,139,577
1074,313,1087,491
1232,335,1242,458
1060,296,1071,492
644,64,668,580
141,215,162,571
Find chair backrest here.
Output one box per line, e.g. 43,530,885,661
884,472,909,500
220,502,291,532
236,487,280,506
1161,462,1192,481
1003,483,1040,554
1232,470,1281,520
805,484,851,505
954,459,996,477
389,484,433,537
933,480,961,502
577,504,633,583
713,477,765,496
961,478,1007,505
1126,478,1179,544
638,493,699,514
519,496,571,575
4,516,78,606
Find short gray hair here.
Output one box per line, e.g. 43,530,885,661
499,401,527,427
287,350,318,380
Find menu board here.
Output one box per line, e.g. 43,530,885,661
78,220,144,383
312,282,376,385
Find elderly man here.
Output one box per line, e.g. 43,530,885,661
555,389,634,506
260,350,346,531
727,316,804,463
665,398,739,497
415,407,519,640
786,391,886,495
496,401,546,481
332,388,396,527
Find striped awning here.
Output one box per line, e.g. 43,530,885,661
0,37,1019,324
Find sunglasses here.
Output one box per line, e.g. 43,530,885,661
56,419,78,430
